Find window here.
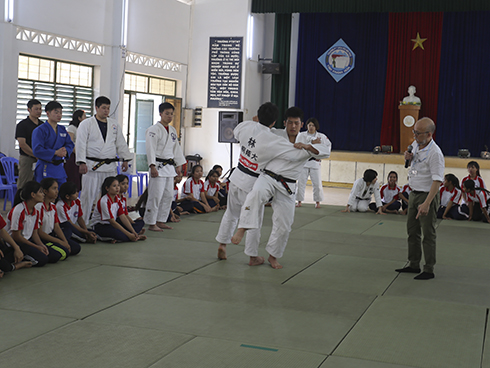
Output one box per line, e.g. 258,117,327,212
16,55,94,126
124,72,176,96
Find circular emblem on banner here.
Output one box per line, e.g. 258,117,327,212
318,39,356,83
325,47,354,75
403,115,415,127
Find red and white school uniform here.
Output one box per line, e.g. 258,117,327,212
465,190,488,209
461,175,487,190
119,194,129,216
90,194,124,226
35,202,60,234
182,177,204,200
380,184,401,204
7,202,40,239
439,187,462,207
204,180,220,197
56,198,83,224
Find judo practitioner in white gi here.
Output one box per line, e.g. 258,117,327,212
76,96,132,224
32,101,74,187
296,117,330,208
215,103,316,261
343,169,383,213
232,107,331,269
144,102,186,231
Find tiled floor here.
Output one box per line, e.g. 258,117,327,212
1,186,489,368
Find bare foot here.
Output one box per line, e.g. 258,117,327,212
148,225,164,232
15,261,33,270
315,202,321,209
249,256,265,266
110,239,118,244
268,255,283,269
137,235,147,241
217,244,227,260
139,228,146,235
181,211,190,215
296,201,302,207
231,228,246,245
156,222,173,230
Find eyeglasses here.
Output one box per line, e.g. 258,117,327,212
412,130,430,136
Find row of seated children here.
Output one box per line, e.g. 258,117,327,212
0,179,82,279
135,164,229,221
342,169,405,214
342,162,489,222
0,174,148,279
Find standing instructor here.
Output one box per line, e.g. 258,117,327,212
396,117,444,280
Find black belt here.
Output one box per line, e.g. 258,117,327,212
42,159,64,166
237,163,259,178
412,190,428,194
156,158,175,166
308,157,317,161
87,157,120,171
264,169,295,195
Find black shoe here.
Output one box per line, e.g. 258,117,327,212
414,272,435,280
395,266,421,273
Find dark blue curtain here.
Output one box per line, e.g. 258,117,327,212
295,13,389,151
437,11,490,157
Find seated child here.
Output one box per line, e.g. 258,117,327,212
213,164,228,207
343,169,383,214
399,183,411,215
181,165,215,213
56,182,97,243
378,171,401,213
437,174,466,220
37,178,81,259
0,214,33,276
90,176,146,242
204,169,222,210
461,161,487,202
7,181,68,267
116,174,145,234
460,180,490,223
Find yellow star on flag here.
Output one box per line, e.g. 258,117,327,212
411,32,427,51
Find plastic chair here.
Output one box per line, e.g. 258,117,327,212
0,157,18,194
0,180,14,211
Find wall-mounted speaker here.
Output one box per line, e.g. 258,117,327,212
218,111,243,143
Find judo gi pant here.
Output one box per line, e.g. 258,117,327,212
215,182,262,247
144,176,174,225
81,170,116,224
406,191,439,273
350,198,371,212
296,167,323,202
238,175,295,259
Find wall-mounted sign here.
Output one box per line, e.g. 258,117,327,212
208,37,242,108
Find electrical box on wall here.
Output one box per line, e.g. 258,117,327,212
261,63,281,74
183,108,194,128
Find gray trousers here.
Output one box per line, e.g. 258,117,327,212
406,190,440,273
17,155,37,189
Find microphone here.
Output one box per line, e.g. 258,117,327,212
405,145,413,168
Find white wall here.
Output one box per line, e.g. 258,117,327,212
0,0,192,158
183,0,275,173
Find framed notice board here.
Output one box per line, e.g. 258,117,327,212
207,37,242,108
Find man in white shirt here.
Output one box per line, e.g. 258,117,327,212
396,118,444,280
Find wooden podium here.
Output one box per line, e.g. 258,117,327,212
399,105,420,152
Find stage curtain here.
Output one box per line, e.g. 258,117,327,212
295,13,388,151
380,12,443,152
436,11,490,157
252,0,490,14
271,13,291,128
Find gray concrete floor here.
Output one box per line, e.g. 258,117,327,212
0,185,489,368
